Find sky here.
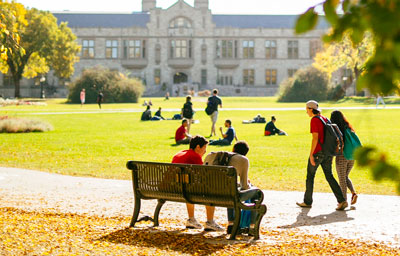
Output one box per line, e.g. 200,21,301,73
15,0,323,14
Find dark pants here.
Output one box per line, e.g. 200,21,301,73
303,152,345,205
227,187,261,225
209,138,230,145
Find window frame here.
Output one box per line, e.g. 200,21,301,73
82,39,95,59
106,39,119,59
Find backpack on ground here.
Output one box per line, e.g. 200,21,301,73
314,116,344,156
343,128,362,160
182,102,193,119
205,100,215,115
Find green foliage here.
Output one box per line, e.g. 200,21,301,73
327,84,346,101
0,3,79,97
67,66,144,104
295,7,318,34
278,66,329,102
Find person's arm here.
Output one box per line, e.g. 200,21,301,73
220,127,227,138
310,132,319,166
239,157,250,190
234,134,238,141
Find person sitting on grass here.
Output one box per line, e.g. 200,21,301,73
175,119,192,144
264,116,287,136
141,105,152,121
172,135,224,231
154,107,165,120
204,140,262,235
209,119,238,146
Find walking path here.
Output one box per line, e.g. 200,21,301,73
2,105,396,115
0,167,399,247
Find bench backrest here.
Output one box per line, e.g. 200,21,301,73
127,161,239,208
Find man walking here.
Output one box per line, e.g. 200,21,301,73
296,100,348,210
172,135,224,231
207,89,222,137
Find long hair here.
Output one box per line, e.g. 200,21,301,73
330,110,354,135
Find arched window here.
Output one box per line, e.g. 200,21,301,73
169,17,192,28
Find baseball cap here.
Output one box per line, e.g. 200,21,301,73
306,100,321,112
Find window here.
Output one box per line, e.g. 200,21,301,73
82,39,95,58
217,76,233,85
106,40,118,59
243,69,255,85
169,17,192,28
288,40,298,59
154,69,161,85
2,73,14,86
215,40,237,58
243,40,255,58
265,69,277,85
265,40,277,59
170,39,191,58
309,40,321,59
201,69,207,85
123,40,146,59
288,69,297,77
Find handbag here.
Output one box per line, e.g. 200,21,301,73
343,128,362,160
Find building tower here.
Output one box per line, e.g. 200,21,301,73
194,0,209,9
142,0,156,12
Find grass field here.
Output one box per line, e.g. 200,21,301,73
1,97,399,195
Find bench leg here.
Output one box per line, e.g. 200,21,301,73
153,199,166,227
130,197,141,227
253,205,267,240
229,207,241,240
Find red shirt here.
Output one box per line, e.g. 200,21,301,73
175,125,186,142
310,115,328,154
172,149,203,165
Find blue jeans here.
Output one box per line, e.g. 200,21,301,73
303,151,345,205
209,138,231,145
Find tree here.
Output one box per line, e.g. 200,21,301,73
296,0,400,193
313,33,374,91
0,3,80,97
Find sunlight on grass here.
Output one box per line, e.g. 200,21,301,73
0,97,399,195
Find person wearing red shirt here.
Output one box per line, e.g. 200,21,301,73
172,135,223,231
297,100,347,211
175,119,192,144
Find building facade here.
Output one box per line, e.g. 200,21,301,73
0,0,330,98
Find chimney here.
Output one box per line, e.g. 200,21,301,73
142,0,156,12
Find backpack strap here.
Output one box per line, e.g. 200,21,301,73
312,115,326,148
212,151,237,166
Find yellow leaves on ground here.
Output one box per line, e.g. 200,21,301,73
0,207,398,255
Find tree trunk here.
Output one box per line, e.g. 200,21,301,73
14,78,21,98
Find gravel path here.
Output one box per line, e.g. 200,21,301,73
1,167,399,247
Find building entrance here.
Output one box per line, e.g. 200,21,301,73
173,72,188,84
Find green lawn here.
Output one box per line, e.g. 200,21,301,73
1,97,399,195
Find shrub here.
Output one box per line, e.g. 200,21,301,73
0,117,53,133
67,66,144,103
327,84,346,101
278,66,329,102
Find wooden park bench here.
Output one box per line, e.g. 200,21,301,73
126,160,267,240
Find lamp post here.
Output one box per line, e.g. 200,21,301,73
39,76,45,99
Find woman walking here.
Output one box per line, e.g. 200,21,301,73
330,110,358,205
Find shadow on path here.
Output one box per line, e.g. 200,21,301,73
279,208,354,229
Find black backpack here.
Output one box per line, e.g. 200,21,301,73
313,116,344,156
205,100,215,115
182,102,193,119
211,151,236,166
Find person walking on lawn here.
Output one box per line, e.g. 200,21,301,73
172,135,224,231
330,110,358,205
297,100,348,211
207,89,222,137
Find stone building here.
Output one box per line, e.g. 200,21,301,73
0,0,331,98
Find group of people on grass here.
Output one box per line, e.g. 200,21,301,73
171,99,359,235
79,88,103,109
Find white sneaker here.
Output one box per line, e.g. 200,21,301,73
186,218,202,229
204,220,224,232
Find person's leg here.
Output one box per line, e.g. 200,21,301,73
303,154,321,205
321,155,345,203
205,205,215,222
186,203,195,219
210,111,218,136
335,155,348,201
346,160,355,193
187,118,192,133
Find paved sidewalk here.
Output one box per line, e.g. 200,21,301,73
0,167,399,247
